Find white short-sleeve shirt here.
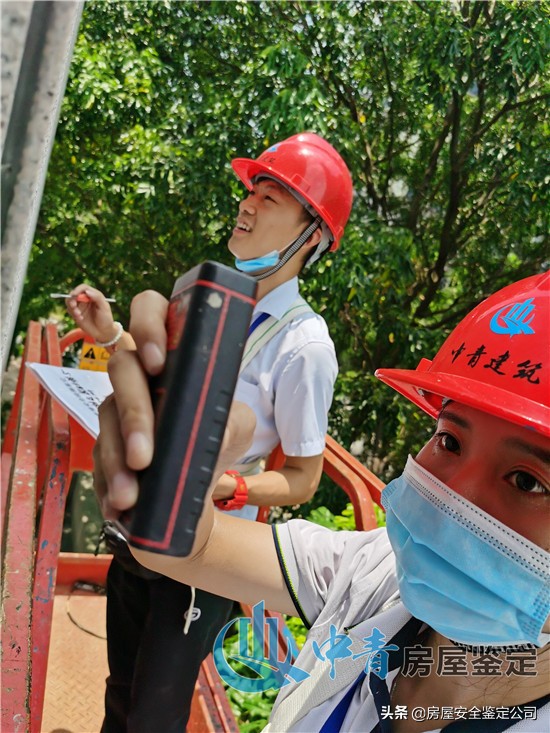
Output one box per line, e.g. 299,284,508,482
268,520,550,732
235,276,337,462
228,277,338,521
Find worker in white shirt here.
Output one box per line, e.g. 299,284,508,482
68,132,353,733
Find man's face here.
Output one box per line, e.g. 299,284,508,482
227,179,308,260
415,402,550,551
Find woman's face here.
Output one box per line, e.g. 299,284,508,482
416,402,550,551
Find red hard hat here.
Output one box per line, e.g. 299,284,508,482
375,273,550,437
231,132,353,248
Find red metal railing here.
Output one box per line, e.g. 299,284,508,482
1,324,384,732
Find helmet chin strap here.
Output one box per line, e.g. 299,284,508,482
254,216,321,281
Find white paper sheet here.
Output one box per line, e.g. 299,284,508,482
26,363,113,439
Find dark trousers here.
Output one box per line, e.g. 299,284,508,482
101,557,234,733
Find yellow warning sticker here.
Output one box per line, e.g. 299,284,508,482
79,342,110,372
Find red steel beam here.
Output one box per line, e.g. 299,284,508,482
1,322,42,733
30,324,72,732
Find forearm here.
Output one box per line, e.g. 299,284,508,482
244,454,323,507
132,509,296,614
131,495,216,575
104,329,136,353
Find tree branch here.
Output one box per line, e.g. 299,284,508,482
461,0,484,29
406,104,454,233
458,78,485,166
326,73,382,212
414,90,464,318
413,1,432,16
378,39,396,214
472,90,548,144
279,1,383,213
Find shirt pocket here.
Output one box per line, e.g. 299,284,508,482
234,379,262,410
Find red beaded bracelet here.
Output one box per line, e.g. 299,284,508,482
214,470,249,511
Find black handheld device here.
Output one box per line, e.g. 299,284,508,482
127,261,256,557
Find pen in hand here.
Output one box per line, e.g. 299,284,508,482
50,293,117,303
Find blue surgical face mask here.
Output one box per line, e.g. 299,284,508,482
381,455,550,648
234,250,279,273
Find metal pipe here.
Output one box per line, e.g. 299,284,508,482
1,1,83,372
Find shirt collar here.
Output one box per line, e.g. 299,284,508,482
254,277,300,321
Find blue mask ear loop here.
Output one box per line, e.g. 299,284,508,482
254,216,321,281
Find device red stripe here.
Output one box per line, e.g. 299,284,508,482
133,293,231,549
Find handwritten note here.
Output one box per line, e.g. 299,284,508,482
26,363,113,439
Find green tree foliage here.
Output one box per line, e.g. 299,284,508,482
22,0,549,479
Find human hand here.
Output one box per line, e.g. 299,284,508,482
93,289,256,519
93,290,167,517
95,394,255,519
66,284,117,343
95,388,253,523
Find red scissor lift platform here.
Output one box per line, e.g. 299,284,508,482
1,323,384,732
